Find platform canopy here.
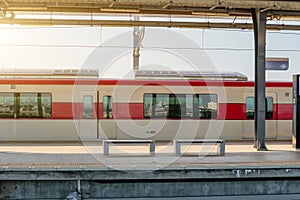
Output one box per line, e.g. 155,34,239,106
1,0,300,14
1,0,300,29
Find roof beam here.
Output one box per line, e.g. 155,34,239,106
3,0,300,11
1,1,300,20
1,1,300,27
0,18,299,31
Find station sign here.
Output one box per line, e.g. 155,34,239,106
266,57,289,70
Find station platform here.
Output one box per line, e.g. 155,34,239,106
0,141,300,199
0,140,298,170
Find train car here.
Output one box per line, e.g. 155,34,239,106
0,69,293,141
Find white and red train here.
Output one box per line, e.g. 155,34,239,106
0,69,293,141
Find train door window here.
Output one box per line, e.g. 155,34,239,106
83,95,93,118
246,97,273,119
266,97,273,119
103,95,113,119
197,94,218,119
246,97,255,119
0,93,14,118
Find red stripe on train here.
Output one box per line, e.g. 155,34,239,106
276,104,293,120
218,103,245,120
51,102,293,120
0,79,292,87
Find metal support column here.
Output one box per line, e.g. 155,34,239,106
133,25,140,70
251,9,268,151
133,17,145,71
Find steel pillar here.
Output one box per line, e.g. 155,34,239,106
133,17,145,71
251,9,267,151
133,25,140,70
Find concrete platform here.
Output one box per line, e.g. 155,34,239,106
0,140,298,170
0,141,300,199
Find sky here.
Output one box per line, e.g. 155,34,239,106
0,24,299,81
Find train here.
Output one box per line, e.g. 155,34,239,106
0,69,293,141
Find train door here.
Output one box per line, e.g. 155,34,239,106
98,91,117,139
78,92,98,141
242,93,277,139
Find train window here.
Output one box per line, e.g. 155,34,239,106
19,93,52,118
144,94,154,118
155,94,169,117
246,97,255,119
41,93,52,118
246,97,273,119
168,94,182,118
0,93,51,119
144,94,169,118
83,95,93,118
168,94,195,118
266,97,273,119
19,93,40,118
103,95,113,119
186,94,195,118
0,93,14,118
144,94,206,119
197,94,218,119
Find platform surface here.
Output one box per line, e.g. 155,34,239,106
0,141,299,171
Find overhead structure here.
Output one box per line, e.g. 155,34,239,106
1,0,300,16
1,0,300,29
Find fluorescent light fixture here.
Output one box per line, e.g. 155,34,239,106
100,8,140,13
192,11,229,16
7,7,48,11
